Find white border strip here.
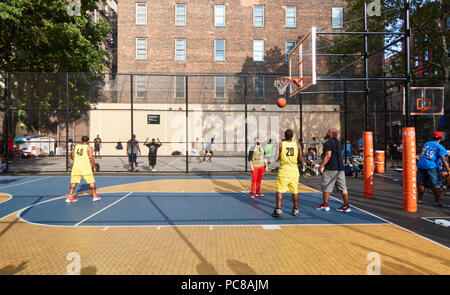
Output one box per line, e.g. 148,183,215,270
0,176,51,190
74,192,133,226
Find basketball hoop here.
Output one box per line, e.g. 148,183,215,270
274,77,305,95
274,77,291,95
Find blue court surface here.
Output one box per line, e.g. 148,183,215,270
0,176,387,227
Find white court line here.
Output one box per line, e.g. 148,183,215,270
0,176,51,190
263,225,281,230
421,217,450,224
74,192,133,227
0,193,13,203
327,194,450,250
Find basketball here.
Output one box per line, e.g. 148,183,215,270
277,97,287,108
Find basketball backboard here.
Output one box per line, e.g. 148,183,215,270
287,27,317,97
404,87,444,115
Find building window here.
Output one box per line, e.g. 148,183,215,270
253,40,264,61
175,39,186,61
414,56,419,68
136,3,147,25
175,4,186,26
423,71,429,77
424,50,429,61
175,76,185,99
286,6,296,28
253,76,264,99
285,41,296,62
332,7,343,29
253,6,264,27
214,40,225,61
136,38,147,60
215,76,226,99
135,75,147,99
215,5,225,27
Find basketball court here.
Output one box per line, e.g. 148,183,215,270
1,4,448,278
0,175,448,275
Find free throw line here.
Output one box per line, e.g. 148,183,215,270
74,192,133,226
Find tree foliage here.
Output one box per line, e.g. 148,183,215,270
0,0,112,134
327,0,449,84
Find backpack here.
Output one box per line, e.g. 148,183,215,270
116,142,123,150
344,164,353,176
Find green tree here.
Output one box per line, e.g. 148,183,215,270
0,0,112,134
327,0,449,84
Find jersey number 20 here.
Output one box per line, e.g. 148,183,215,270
286,147,295,157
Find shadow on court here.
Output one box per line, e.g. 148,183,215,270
0,261,28,275
227,259,257,275
81,265,97,275
145,196,218,275
0,178,25,185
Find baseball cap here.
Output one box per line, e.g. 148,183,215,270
432,131,443,139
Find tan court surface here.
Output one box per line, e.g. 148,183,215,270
0,178,449,275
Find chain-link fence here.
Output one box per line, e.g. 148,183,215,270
0,72,447,173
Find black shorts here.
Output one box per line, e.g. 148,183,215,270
94,145,100,152
149,155,157,165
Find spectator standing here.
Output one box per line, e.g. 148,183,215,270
144,138,162,172
127,135,141,172
94,135,102,158
317,128,351,213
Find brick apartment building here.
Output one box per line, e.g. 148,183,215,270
85,0,349,156
117,0,346,74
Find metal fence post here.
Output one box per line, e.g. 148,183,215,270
5,73,9,173
244,76,248,173
185,75,189,173
130,74,134,172
65,73,69,172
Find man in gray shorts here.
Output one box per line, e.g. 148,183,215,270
316,128,351,212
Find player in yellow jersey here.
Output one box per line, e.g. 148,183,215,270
272,129,303,217
65,136,101,203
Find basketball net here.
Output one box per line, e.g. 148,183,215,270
274,77,292,95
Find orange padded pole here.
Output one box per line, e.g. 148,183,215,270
363,132,374,199
402,127,417,212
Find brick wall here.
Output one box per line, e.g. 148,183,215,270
117,0,347,74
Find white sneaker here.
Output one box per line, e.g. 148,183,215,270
153,168,156,172
135,168,139,172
